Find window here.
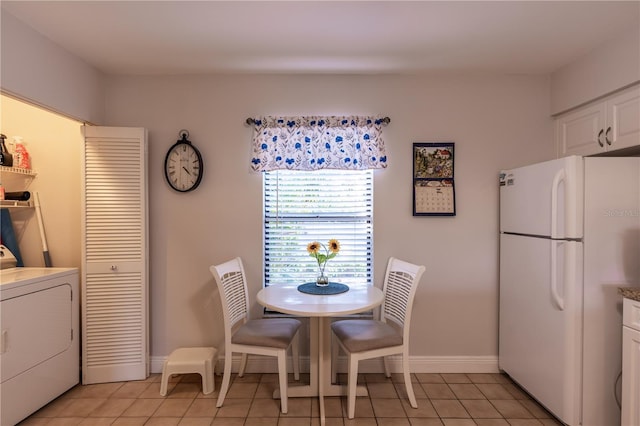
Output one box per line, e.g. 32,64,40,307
263,169,373,288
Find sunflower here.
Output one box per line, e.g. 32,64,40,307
307,241,321,254
307,239,340,277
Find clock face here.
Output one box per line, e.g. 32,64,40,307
164,141,203,192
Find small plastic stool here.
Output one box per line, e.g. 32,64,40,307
160,347,218,396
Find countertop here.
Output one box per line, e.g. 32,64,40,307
619,287,640,302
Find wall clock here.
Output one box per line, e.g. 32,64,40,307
164,130,204,192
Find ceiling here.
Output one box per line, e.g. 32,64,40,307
2,1,639,76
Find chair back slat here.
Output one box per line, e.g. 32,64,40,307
383,270,413,326
380,257,425,338
211,258,250,332
220,270,248,327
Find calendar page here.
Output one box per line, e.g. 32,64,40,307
413,142,456,216
414,180,455,215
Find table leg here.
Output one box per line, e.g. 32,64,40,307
319,317,327,425
310,317,319,394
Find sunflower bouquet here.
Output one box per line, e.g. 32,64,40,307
307,239,340,284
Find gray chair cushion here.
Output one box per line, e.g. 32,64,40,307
232,318,302,349
331,319,402,353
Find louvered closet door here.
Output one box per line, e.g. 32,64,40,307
81,126,148,384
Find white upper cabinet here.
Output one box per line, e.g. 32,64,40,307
607,86,640,151
556,84,640,157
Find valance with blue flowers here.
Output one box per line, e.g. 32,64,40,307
249,115,388,171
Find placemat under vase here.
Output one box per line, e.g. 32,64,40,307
297,282,349,295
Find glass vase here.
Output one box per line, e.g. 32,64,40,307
316,274,329,287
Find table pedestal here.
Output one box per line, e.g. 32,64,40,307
273,317,369,424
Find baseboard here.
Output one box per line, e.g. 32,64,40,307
403,356,500,373
150,354,499,375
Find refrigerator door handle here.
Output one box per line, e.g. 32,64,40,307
550,240,565,311
550,168,565,239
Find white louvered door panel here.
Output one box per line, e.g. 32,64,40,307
81,126,149,384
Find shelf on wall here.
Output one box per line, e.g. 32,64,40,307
1,166,37,192
0,165,37,177
0,200,32,209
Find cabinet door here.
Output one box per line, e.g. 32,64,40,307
81,126,148,384
556,102,606,157
622,326,640,426
606,85,640,152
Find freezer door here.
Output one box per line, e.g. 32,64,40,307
500,156,583,239
499,233,582,425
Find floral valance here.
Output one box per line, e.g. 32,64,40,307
249,116,388,172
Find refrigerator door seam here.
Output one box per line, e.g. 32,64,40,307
501,231,582,242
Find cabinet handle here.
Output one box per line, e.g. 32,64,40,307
597,129,604,147
605,126,612,145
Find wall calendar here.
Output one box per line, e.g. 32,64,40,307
412,142,456,216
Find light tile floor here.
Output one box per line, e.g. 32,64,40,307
18,372,563,426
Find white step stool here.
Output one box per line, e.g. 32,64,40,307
160,347,218,396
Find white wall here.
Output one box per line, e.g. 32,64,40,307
0,11,106,124
102,73,554,367
550,23,640,115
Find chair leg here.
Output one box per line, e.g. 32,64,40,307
202,357,215,394
347,355,359,419
402,351,417,408
216,349,233,408
291,332,300,381
331,333,339,383
159,364,170,397
238,353,248,377
383,355,391,378
277,351,288,414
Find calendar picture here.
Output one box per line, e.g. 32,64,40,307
413,143,454,178
413,142,456,216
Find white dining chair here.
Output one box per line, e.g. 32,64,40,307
330,256,425,419
210,257,301,413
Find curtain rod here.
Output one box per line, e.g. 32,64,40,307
245,116,391,126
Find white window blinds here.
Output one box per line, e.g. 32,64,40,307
264,169,373,288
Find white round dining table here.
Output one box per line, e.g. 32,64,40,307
256,282,384,425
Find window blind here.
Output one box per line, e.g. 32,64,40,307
263,169,373,288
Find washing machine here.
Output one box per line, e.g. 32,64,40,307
0,245,79,425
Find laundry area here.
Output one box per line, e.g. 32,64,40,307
0,94,83,269
0,94,84,425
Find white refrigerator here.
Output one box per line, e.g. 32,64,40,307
499,155,640,426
